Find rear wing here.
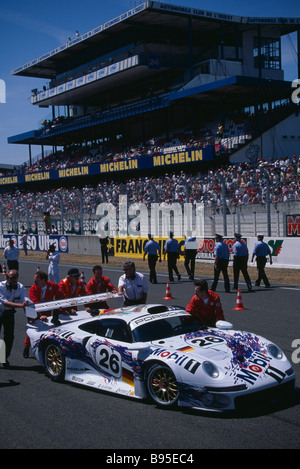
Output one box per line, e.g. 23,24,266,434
25,293,123,319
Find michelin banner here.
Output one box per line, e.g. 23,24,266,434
0,147,214,187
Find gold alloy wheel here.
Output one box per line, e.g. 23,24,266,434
148,365,179,406
45,344,64,380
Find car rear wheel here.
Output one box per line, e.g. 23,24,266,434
146,364,179,407
44,343,65,381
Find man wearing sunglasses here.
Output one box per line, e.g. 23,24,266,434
0,270,30,367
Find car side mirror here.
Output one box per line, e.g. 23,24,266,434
216,320,233,330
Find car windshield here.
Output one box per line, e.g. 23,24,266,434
131,314,205,343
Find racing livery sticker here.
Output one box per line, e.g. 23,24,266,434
187,335,226,348
151,348,201,374
96,344,122,378
235,351,286,385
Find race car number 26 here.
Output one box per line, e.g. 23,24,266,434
96,345,122,378
190,336,225,348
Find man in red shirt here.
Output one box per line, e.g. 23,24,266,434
186,279,225,327
58,268,86,314
85,265,116,314
23,270,65,357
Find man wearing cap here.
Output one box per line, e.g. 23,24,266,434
233,233,252,292
143,234,161,284
163,232,181,282
118,261,148,306
211,234,230,293
251,234,272,288
58,268,86,313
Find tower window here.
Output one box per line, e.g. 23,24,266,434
253,37,281,70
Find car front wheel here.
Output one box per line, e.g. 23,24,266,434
146,364,179,407
44,343,65,382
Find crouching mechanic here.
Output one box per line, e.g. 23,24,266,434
186,279,225,327
0,270,30,367
23,270,65,357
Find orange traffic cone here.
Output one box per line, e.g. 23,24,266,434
2,262,7,274
80,271,86,284
36,265,40,271
233,289,246,310
163,281,174,300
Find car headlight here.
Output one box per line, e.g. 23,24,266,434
202,361,219,378
268,344,283,360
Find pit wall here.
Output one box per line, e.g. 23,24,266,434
69,235,299,269
1,234,299,269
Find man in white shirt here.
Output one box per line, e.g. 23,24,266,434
46,243,60,284
0,270,30,367
118,261,148,306
20,225,28,255
4,239,20,271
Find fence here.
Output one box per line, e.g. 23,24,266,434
1,195,299,238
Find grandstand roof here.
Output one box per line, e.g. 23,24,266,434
12,2,300,79
7,130,37,146
170,75,293,105
8,2,300,154
8,75,293,148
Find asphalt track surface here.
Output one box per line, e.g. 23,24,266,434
1,258,300,451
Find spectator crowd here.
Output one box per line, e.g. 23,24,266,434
0,154,299,220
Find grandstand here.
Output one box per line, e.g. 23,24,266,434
2,2,300,240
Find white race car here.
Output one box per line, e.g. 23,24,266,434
26,295,296,412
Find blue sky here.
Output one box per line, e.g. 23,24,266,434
0,0,300,166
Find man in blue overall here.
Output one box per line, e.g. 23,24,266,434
164,232,181,282
251,234,272,288
232,233,252,292
143,234,161,284
211,234,230,293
